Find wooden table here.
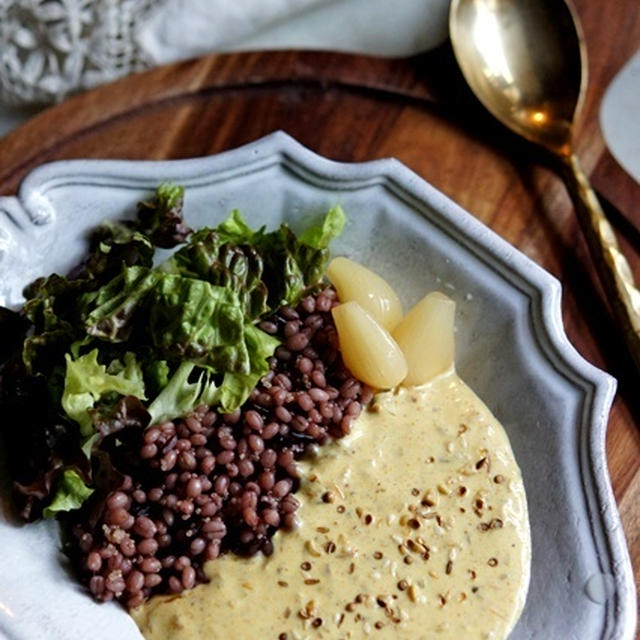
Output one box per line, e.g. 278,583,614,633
0,0,638,618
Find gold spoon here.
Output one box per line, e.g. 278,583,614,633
449,0,640,371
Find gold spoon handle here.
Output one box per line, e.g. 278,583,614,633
561,153,640,371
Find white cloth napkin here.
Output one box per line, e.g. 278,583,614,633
138,0,450,63
137,0,332,63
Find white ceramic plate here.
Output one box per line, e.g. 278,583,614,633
0,132,635,639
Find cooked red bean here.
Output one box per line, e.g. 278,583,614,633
144,574,162,588
182,566,196,590
107,508,130,527
258,320,277,334
168,576,183,593
106,492,129,510
272,479,293,498
243,508,259,527
179,501,194,516
277,450,294,467
282,494,300,513
301,296,315,313
297,392,314,411
185,416,202,433
238,459,254,477
283,513,299,529
201,455,217,474
89,576,105,596
311,370,326,388
274,405,291,423
283,320,299,337
174,555,191,571
309,387,330,403
205,542,220,560
140,557,162,573
160,450,178,471
178,450,197,470
120,537,136,557
133,516,157,539
245,410,263,430
105,573,125,594
86,552,102,572
140,443,157,459
127,593,145,610
259,470,275,491
263,509,280,527
186,478,202,498
202,411,217,427
138,538,159,556
286,332,309,351
201,517,224,534
127,570,145,592
224,409,241,424
201,501,219,517
78,533,93,553
189,537,206,556
216,450,234,465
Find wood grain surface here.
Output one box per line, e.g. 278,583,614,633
0,0,638,618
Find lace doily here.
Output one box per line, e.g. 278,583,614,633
0,0,159,105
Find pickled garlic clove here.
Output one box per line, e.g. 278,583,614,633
331,301,407,389
326,257,403,331
392,291,456,386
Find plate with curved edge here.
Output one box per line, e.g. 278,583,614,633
0,131,634,639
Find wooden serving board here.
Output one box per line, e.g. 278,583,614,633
0,0,638,613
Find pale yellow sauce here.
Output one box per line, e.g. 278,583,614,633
134,372,530,639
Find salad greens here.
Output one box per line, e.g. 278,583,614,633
0,186,345,521
62,349,146,437
43,469,95,519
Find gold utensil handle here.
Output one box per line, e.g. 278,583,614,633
562,153,640,372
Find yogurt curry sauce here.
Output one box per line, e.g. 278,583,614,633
134,370,531,639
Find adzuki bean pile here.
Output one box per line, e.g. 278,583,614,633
68,287,373,609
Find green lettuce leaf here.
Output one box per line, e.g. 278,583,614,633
80,266,160,342
164,206,345,315
165,227,269,320
216,324,280,412
215,208,261,244
258,225,324,307
147,323,279,422
299,205,346,249
144,359,171,397
62,349,146,436
257,206,344,307
42,469,94,518
148,274,248,370
147,361,218,425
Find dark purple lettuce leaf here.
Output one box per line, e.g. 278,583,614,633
137,183,192,249
1,369,87,521
73,220,154,283
89,394,150,438
0,307,29,362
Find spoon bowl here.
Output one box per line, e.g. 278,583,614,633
450,0,585,156
450,0,640,372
